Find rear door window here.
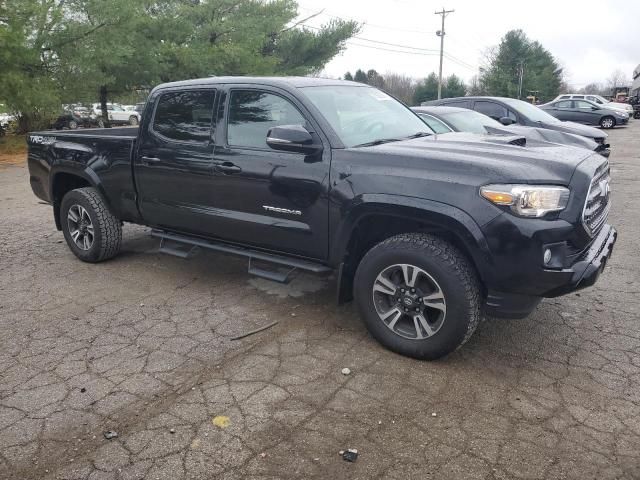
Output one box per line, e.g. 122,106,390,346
153,90,216,142
555,100,573,109
440,100,471,109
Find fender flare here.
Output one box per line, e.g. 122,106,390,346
49,165,110,229
331,194,494,301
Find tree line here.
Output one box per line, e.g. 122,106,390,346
0,0,358,132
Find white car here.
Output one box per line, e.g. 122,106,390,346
554,94,633,115
91,103,141,125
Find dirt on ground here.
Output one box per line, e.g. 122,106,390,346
0,124,639,479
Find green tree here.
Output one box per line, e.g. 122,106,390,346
413,73,439,104
366,69,385,88
0,0,359,132
479,29,562,102
353,69,367,83
344,71,354,81
444,74,466,98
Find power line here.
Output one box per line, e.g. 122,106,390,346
300,23,440,53
346,41,440,56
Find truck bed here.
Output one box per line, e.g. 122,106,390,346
27,126,140,223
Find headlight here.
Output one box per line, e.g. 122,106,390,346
480,184,570,217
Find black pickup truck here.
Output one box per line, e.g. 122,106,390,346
27,77,617,359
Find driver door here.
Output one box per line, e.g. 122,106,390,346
208,86,330,260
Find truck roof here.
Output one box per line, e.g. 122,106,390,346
152,76,364,93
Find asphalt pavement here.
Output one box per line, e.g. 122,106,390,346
0,123,638,479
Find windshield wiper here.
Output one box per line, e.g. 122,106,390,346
405,131,432,139
353,137,403,148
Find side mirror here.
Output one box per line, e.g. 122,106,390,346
591,106,599,111
266,125,322,155
499,116,516,125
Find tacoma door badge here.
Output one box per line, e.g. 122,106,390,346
263,205,302,216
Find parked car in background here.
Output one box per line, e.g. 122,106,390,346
91,103,141,125
52,110,103,130
134,102,145,113
424,96,609,147
553,94,633,116
412,106,610,157
540,99,628,129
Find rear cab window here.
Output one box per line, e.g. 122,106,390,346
474,101,511,121
152,90,216,143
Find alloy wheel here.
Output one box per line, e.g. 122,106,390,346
67,204,94,250
372,263,447,340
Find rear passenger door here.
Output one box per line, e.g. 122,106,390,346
134,88,220,234
550,100,575,121
208,86,330,260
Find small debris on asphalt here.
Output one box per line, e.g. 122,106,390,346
341,367,351,375
80,387,86,393
260,452,267,458
103,431,118,440
378,420,382,425
139,303,145,307
230,320,279,341
291,312,296,317
341,448,358,462
313,457,320,461
169,428,175,434
212,416,230,428
431,412,437,417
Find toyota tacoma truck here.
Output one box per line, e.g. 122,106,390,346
27,77,617,360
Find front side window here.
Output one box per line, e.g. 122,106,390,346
153,90,215,142
474,101,508,120
227,90,305,149
576,100,595,109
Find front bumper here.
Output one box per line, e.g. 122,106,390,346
482,220,617,318
544,224,616,297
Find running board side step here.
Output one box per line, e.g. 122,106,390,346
151,229,331,283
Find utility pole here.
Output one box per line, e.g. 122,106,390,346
517,62,524,99
435,7,454,100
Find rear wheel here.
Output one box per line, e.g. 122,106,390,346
600,116,615,129
60,187,122,262
129,115,139,126
354,233,481,360
68,119,78,129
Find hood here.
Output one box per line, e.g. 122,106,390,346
500,125,597,151
348,131,595,185
537,120,607,140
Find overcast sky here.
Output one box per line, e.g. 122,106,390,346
296,0,639,88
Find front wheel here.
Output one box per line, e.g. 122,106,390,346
634,111,640,120
354,233,481,360
600,116,615,129
60,187,122,262
129,115,139,126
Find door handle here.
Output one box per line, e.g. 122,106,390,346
213,161,241,174
141,156,161,165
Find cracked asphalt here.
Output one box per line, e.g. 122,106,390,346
1,123,639,480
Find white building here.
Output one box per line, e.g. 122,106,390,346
632,64,640,98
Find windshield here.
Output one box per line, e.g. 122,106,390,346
501,98,560,123
440,110,503,134
300,85,432,147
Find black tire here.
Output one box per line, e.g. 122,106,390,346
634,111,640,120
599,116,615,129
129,115,139,126
354,233,481,360
68,120,78,129
60,187,122,263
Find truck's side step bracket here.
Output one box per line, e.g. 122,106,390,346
151,229,331,283
158,237,200,259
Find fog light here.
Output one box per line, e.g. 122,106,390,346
543,248,552,265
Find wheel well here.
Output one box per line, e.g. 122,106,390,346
337,213,484,304
51,173,91,229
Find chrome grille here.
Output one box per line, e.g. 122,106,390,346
582,163,611,235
